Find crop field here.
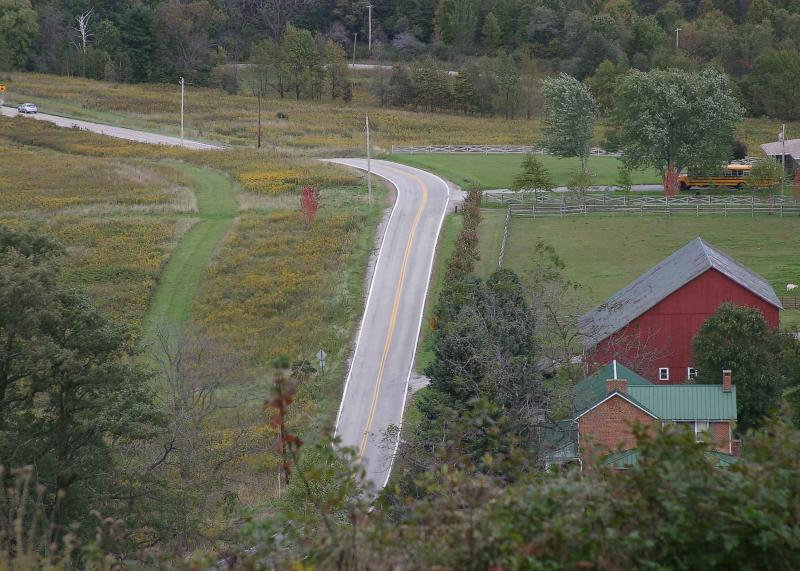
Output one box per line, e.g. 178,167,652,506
391,153,661,189
477,211,800,327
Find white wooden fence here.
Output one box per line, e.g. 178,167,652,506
391,145,623,157
482,192,800,217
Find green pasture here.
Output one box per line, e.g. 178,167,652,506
477,211,800,327
391,153,661,189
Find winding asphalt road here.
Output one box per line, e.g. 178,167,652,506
1,105,220,150
3,101,454,488
327,159,450,488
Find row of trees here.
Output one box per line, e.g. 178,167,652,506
248,25,352,101
1,0,799,119
375,55,536,118
521,68,744,195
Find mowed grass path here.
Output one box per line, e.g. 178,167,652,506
142,163,238,334
391,154,661,189
477,212,800,326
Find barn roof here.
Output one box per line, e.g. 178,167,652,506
761,139,800,160
579,238,782,348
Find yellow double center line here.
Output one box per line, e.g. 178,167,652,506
357,168,429,460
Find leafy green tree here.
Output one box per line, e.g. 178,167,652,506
452,61,480,114
629,14,667,59
0,225,160,538
494,53,519,118
481,11,501,53
0,226,61,430
323,39,349,99
118,4,160,82
613,68,744,194
586,58,625,115
252,37,287,98
0,0,38,69
692,303,783,432
539,72,598,178
742,49,800,121
615,163,633,194
417,268,544,477
747,158,785,193
512,153,553,197
439,0,479,53
282,24,317,100
747,0,773,23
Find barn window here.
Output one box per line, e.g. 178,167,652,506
659,368,669,381
687,367,698,380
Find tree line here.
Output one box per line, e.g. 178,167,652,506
0,0,798,119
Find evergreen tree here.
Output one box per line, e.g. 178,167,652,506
512,153,554,197
482,11,501,53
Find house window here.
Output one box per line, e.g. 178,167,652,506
695,420,710,442
687,367,698,380
659,368,669,381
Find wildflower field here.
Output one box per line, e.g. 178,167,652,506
1,112,388,515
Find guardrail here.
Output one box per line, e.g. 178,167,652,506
483,192,800,217
391,145,623,157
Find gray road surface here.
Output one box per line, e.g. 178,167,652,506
1,106,221,150
489,184,664,194
328,159,450,489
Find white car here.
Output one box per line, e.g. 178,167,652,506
17,103,38,114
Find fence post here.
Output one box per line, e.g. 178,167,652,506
696,202,699,217
751,195,754,218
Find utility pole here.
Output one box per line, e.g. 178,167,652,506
179,76,185,146
675,27,682,49
780,123,786,197
257,87,262,149
353,33,358,65
366,114,373,206
367,4,373,52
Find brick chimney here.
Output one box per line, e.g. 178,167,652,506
722,369,732,392
606,379,628,395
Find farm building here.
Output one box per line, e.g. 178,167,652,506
579,238,781,383
761,138,800,175
543,362,739,470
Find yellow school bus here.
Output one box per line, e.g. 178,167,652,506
678,164,752,191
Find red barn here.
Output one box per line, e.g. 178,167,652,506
579,238,781,383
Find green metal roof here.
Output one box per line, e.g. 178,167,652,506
604,448,739,469
627,385,737,421
575,362,652,413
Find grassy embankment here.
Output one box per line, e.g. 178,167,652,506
477,211,800,328
392,153,661,189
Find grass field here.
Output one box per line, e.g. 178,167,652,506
477,212,800,326
391,154,661,189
